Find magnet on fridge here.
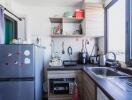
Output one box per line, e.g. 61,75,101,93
24,50,30,56
24,58,31,64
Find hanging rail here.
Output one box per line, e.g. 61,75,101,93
0,4,22,21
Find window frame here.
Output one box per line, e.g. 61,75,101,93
4,14,18,39
125,0,132,66
104,0,118,53
104,0,132,67
104,0,129,63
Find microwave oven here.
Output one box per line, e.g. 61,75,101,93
51,80,74,95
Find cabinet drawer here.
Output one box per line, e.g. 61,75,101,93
48,71,78,79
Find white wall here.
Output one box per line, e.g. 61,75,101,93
0,0,100,66
10,2,94,66
52,37,96,61
84,0,103,3
0,0,12,9
97,37,104,54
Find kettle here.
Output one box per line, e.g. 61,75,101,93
97,54,106,66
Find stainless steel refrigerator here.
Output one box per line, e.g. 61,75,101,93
0,44,44,100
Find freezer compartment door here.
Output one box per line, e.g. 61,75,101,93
0,81,34,100
0,44,34,78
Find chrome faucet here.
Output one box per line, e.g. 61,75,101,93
105,52,120,70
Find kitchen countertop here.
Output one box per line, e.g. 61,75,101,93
47,64,132,100
83,67,132,100
47,64,97,70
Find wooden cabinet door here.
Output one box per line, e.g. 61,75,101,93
82,3,104,37
83,72,96,100
97,87,110,100
76,71,83,100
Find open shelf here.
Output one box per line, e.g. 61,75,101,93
49,17,84,23
51,34,85,38
63,17,84,23
49,17,62,23
50,17,84,37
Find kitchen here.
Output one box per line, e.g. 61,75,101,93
0,0,131,100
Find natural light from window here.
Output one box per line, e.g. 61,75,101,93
107,0,126,62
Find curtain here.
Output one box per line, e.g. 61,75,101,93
0,6,5,44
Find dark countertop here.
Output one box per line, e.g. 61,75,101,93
47,64,132,100
47,64,96,71
83,67,132,100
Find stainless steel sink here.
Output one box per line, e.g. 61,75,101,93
87,67,129,78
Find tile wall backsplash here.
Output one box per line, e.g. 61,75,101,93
51,37,96,61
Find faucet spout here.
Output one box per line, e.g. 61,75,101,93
105,52,121,70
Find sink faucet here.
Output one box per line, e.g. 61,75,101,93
110,61,121,71
105,52,120,70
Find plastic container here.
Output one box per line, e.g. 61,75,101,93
75,9,84,18
63,11,73,18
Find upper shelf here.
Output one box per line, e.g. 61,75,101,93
49,17,62,23
51,34,85,38
49,17,84,23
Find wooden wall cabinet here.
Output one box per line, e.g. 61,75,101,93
82,3,104,37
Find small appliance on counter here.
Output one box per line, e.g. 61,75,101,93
89,55,98,64
89,52,115,66
97,54,106,66
89,54,106,66
49,52,63,67
78,52,89,64
49,58,63,67
78,39,89,64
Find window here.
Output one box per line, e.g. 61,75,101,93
105,0,126,62
4,15,17,44
126,0,132,66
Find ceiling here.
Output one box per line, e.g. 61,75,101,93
11,0,83,7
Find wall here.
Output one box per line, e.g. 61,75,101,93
52,37,96,61
0,0,11,9
6,1,101,66
84,0,103,3
97,37,104,54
